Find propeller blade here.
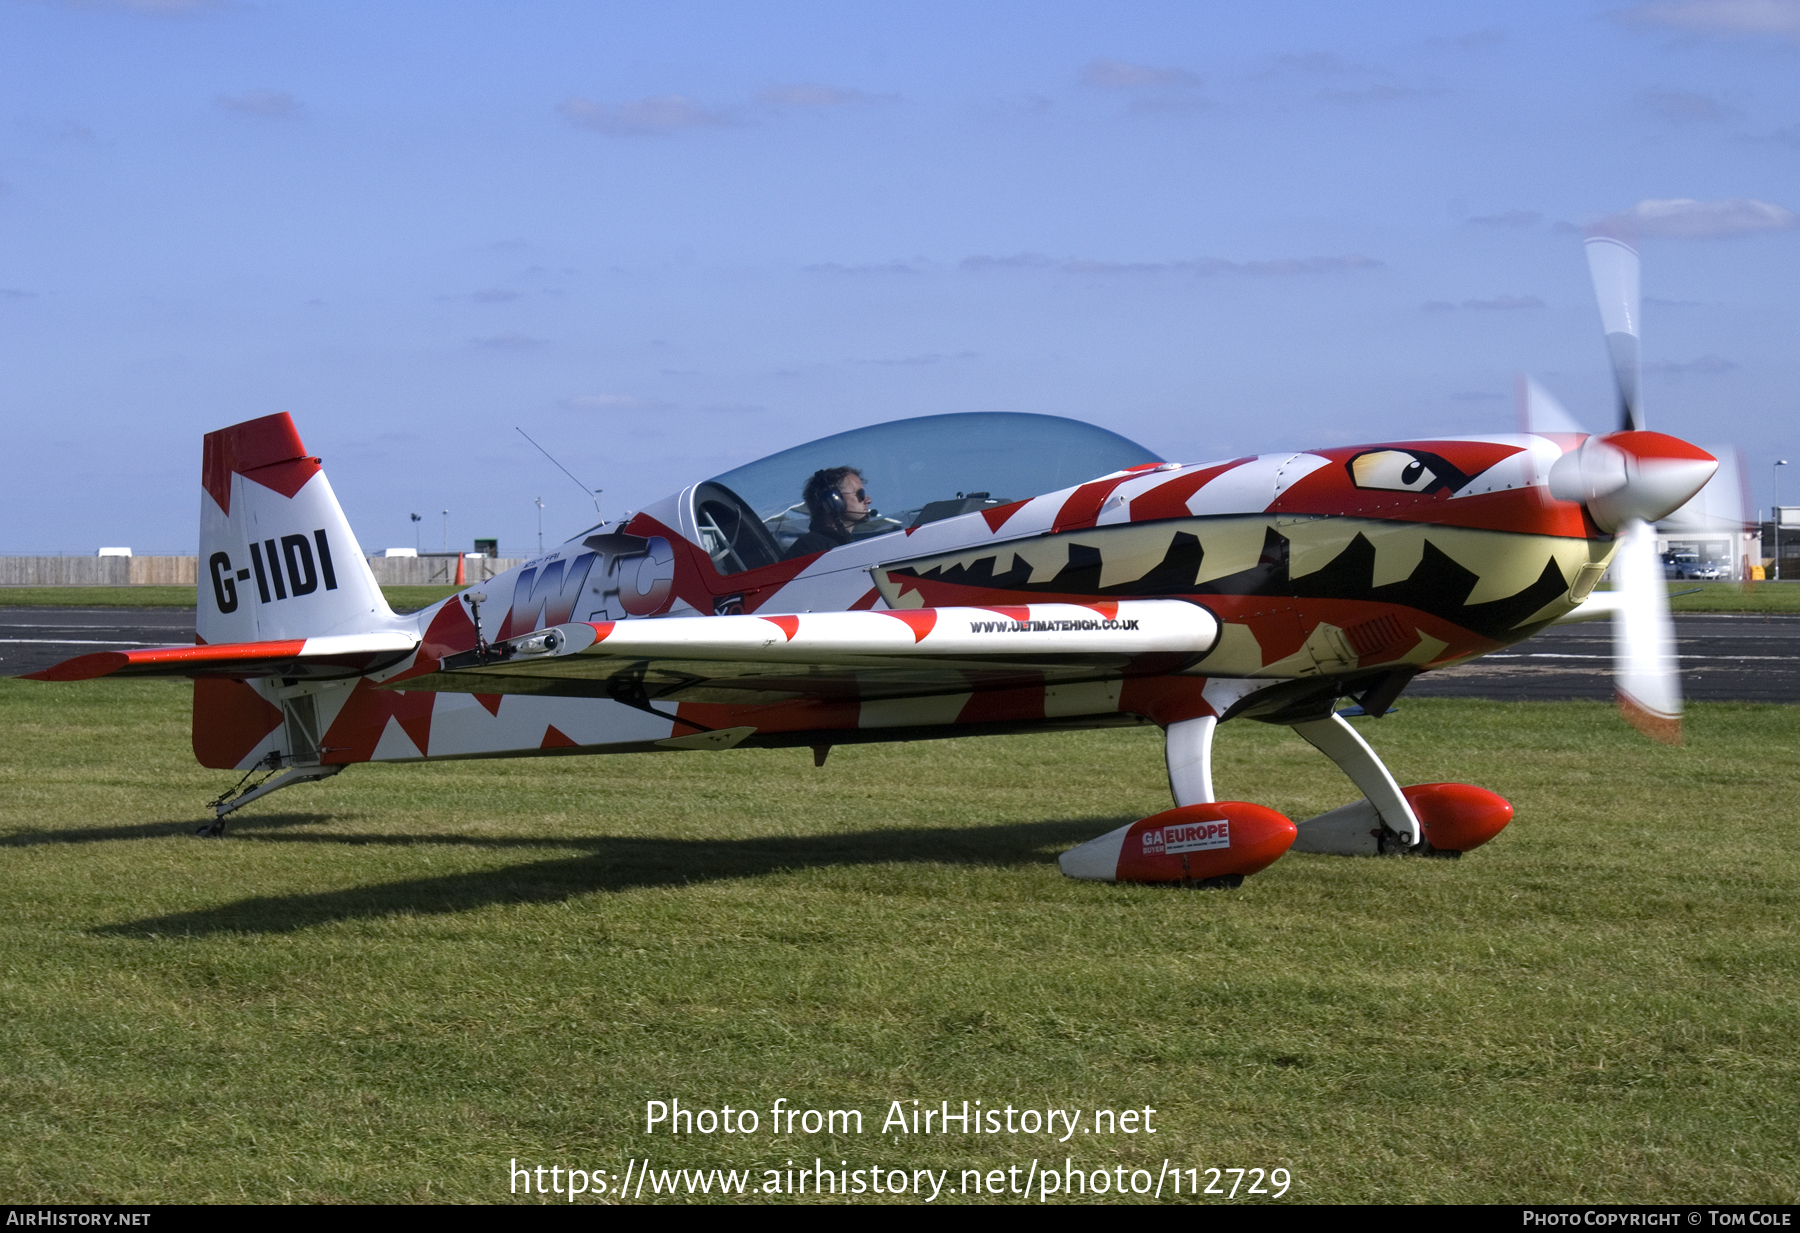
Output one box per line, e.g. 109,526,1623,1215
1585,235,1643,432
1611,517,1682,743
1517,373,1586,435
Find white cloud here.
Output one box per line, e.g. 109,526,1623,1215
960,253,1381,276
1464,295,1545,310
1423,295,1546,311
1596,197,1798,237
803,260,925,275
1081,58,1201,89
850,351,979,367
756,83,886,108
215,89,301,118
559,95,733,136
1617,0,1800,39
1080,58,1212,113
1645,354,1738,373
1190,255,1382,276
561,393,657,410
1641,87,1736,123
961,252,1057,271
1468,209,1543,227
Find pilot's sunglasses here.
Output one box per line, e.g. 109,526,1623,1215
845,488,868,501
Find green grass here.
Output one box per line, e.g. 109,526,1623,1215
1662,581,1800,614
1579,581,1800,614
1,681,1796,1204
0,585,202,608
376,586,463,612
0,585,461,613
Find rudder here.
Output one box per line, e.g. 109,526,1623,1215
198,413,396,645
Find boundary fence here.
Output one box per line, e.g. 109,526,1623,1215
0,556,523,587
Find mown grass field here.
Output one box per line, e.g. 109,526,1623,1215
1611,581,1800,614
1,681,1796,1205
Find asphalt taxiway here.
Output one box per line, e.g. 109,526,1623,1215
1407,613,1800,704
1,608,200,679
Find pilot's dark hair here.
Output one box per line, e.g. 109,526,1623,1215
803,466,862,531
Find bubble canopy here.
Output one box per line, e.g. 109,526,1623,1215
705,412,1164,558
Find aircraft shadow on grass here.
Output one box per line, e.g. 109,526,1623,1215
82,814,1136,938
4,813,334,846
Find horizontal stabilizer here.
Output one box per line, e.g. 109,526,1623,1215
23,632,418,682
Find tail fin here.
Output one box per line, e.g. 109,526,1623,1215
198,413,396,644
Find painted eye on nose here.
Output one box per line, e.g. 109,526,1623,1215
1348,449,1471,495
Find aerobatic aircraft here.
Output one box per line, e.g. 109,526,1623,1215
26,238,1718,886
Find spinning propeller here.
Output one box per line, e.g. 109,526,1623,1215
1520,236,1720,744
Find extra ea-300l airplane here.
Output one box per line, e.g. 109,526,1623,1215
27,237,1718,887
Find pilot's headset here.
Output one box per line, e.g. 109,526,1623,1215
809,468,855,522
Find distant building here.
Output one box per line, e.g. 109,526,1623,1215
1655,524,1761,580
1755,508,1800,580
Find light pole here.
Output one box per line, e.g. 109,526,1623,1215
441,509,450,552
535,497,545,555
1775,460,1789,581
410,512,421,552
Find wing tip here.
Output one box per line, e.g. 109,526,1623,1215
17,653,129,682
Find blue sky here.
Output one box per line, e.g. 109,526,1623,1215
2,0,1797,553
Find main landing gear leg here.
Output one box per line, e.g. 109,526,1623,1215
1163,715,1218,807
1288,712,1421,852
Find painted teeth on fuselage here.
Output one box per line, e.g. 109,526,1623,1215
870,439,1608,675
877,516,1603,632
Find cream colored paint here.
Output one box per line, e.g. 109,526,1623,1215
1045,679,1124,718
1192,620,1279,677
859,692,972,728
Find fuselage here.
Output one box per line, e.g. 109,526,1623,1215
233,429,1616,772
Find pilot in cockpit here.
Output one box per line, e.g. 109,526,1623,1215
782,467,874,560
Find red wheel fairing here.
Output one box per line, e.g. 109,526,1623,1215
1403,782,1512,852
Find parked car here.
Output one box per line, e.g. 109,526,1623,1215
1663,553,1723,581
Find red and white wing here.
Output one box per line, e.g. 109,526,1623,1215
400,601,1220,703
